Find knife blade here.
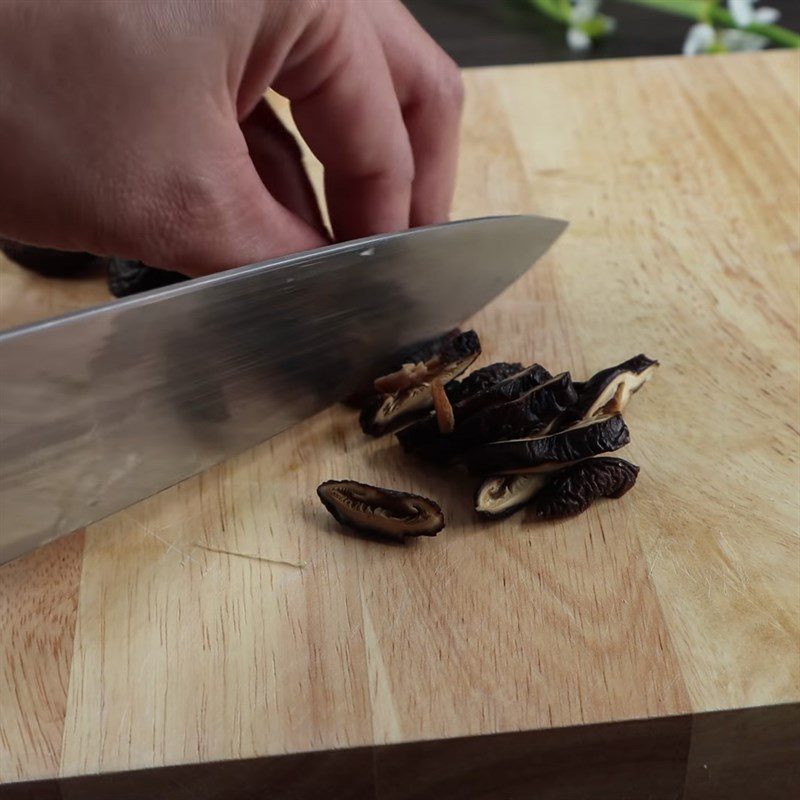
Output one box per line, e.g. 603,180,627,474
0,214,566,562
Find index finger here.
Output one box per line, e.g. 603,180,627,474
273,6,413,242
368,1,464,227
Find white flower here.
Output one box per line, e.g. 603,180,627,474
753,6,780,24
682,23,716,56
727,0,781,27
720,28,770,50
566,0,615,53
567,26,592,52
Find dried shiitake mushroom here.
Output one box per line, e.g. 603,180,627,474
558,354,658,427
0,240,99,275
329,336,658,536
317,480,445,541
534,457,640,519
475,474,549,519
344,329,463,408
455,372,577,445
464,413,630,475
397,362,554,463
431,379,455,434
360,330,481,436
446,362,524,404
107,257,188,297
454,362,553,420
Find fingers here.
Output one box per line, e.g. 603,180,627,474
273,5,414,242
132,122,327,276
368,1,464,228
240,99,327,237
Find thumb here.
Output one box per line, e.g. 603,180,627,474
136,123,328,277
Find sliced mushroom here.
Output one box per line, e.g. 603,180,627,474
360,330,481,436
534,457,640,520
431,379,455,434
397,362,553,462
107,257,189,297
455,362,553,419
317,480,444,541
343,328,462,408
463,413,630,475
0,240,99,275
475,474,549,519
559,354,658,427
456,372,578,445
446,362,524,405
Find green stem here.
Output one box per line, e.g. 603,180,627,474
619,0,800,47
527,0,572,24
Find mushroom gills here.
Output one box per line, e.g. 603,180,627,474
475,474,549,518
359,330,481,436
463,413,630,475
535,457,640,519
316,480,445,541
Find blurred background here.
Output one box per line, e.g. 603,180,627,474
404,0,800,66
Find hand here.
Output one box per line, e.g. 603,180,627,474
0,0,463,275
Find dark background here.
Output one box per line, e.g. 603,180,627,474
404,0,800,66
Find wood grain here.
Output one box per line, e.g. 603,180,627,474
0,51,798,784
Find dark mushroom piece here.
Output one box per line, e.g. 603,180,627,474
455,372,577,445
317,480,444,542
534,457,640,520
463,413,630,475
446,361,524,405
475,474,549,519
360,330,481,436
559,354,658,428
455,362,553,420
343,328,462,408
431,379,455,434
107,257,189,298
397,362,553,462
0,240,100,276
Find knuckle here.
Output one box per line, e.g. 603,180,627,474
436,55,464,111
392,143,416,185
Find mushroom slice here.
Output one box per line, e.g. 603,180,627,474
397,362,553,462
0,240,99,275
360,330,481,436
343,328,462,408
463,414,630,475
317,480,444,541
455,362,553,419
475,474,549,519
447,362,524,404
431,379,455,434
534,457,640,520
106,257,188,297
560,354,658,427
456,372,578,445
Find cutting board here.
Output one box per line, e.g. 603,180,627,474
1,51,798,794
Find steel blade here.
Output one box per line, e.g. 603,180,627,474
0,214,566,561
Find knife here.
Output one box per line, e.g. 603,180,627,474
0,214,567,562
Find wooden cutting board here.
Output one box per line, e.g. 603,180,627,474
1,51,798,789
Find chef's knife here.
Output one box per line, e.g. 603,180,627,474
0,214,566,562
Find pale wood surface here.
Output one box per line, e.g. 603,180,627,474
1,51,798,783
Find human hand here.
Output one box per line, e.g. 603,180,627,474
0,0,463,275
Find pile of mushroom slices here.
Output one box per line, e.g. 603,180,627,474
317,329,658,541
